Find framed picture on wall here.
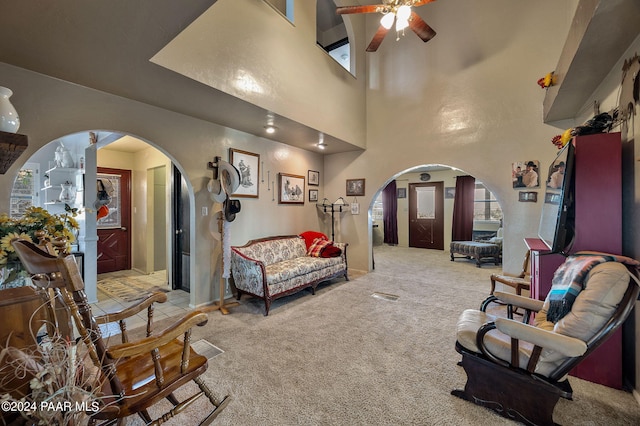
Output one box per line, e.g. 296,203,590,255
512,160,540,189
278,173,305,204
346,178,365,197
309,189,318,202
519,191,538,202
308,170,319,186
445,187,456,199
229,148,260,198
397,188,407,199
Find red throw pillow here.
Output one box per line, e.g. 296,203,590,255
321,244,342,258
307,238,332,257
300,231,328,250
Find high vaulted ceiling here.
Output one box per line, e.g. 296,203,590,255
0,0,360,154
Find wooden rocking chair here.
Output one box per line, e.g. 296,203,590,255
11,238,231,425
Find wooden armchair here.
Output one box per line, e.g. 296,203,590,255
453,252,640,425
489,250,531,296
11,238,230,425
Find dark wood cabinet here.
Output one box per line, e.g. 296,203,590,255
526,132,623,389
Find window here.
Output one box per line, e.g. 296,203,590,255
474,183,502,221
264,0,294,23
317,0,350,72
372,194,383,221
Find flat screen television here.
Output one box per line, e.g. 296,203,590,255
537,142,575,253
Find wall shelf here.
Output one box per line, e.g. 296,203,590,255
543,0,640,122
0,130,28,174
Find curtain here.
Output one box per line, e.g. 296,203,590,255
382,180,398,245
452,175,476,241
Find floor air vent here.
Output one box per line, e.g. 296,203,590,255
192,339,224,359
372,292,400,302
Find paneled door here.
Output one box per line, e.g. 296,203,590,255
408,182,444,250
172,166,190,292
97,168,131,273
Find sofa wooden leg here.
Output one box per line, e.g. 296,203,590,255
344,272,349,281
264,299,271,316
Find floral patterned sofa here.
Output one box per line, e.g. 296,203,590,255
230,235,348,315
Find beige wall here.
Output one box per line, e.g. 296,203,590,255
151,0,367,148
324,1,579,275
0,62,325,308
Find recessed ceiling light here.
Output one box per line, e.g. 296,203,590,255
264,125,277,134
317,132,326,150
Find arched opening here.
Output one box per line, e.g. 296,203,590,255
8,131,195,311
369,164,504,272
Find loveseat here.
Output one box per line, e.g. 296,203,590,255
230,234,348,315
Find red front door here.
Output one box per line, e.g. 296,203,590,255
97,167,131,274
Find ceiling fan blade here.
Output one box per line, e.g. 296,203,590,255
413,0,438,7
366,25,390,52
409,11,436,42
336,5,384,15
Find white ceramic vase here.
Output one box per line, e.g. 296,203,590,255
0,86,20,133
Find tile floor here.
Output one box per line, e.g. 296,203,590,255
92,269,191,335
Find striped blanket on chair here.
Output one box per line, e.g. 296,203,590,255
547,251,639,323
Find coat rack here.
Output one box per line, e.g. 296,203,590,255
205,156,240,315
317,197,347,241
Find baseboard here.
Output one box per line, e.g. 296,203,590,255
633,388,640,406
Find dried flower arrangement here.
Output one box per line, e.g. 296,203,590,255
0,335,104,425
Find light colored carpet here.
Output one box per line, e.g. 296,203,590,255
123,246,640,425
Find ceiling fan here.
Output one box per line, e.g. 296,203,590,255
336,0,436,52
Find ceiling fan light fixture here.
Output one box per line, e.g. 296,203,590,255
396,17,409,32
380,12,395,29
396,5,411,21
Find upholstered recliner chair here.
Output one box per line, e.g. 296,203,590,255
452,252,640,425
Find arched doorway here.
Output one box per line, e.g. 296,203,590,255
9,131,193,304
370,164,503,269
